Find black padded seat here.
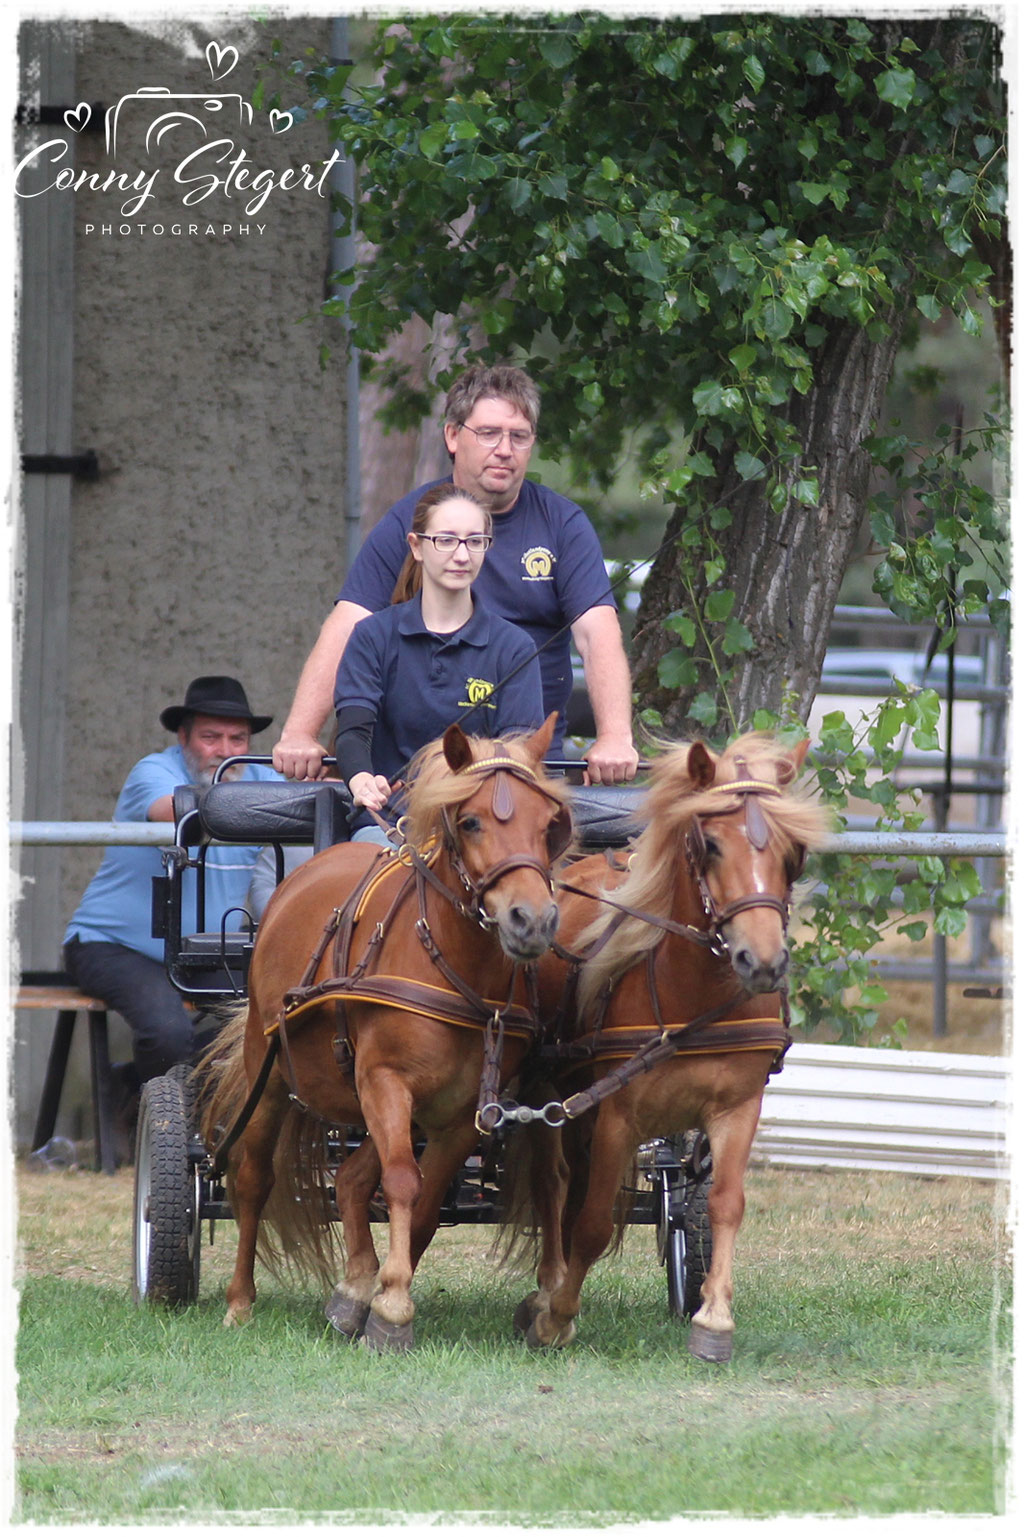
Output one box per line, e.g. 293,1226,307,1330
567,784,647,849
180,777,645,853
197,779,353,845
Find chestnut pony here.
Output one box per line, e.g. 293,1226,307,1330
508,731,829,1362
200,717,570,1351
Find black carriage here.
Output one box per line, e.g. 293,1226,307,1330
134,762,713,1322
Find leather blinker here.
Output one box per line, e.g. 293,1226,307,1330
546,805,574,860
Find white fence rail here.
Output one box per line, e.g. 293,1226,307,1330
10,825,1008,1181
6,824,1009,857
755,1042,1009,1180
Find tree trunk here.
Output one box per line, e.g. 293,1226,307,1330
630,315,906,740
358,315,453,536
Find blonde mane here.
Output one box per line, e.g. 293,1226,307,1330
574,732,830,1021
401,730,570,851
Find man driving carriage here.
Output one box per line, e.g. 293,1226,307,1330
63,676,281,1144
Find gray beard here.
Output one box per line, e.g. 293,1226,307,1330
183,749,243,789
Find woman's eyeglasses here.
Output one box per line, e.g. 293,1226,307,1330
456,424,535,451
416,533,494,553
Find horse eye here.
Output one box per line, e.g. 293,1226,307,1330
703,835,721,862
458,814,482,837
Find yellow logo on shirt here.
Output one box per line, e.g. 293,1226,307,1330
521,546,555,580
462,677,496,709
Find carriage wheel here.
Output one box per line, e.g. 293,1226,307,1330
657,1131,713,1320
132,1072,201,1306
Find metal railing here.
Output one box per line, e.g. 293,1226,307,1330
10,822,1006,1040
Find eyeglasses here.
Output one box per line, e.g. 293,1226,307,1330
416,532,494,553
457,423,536,451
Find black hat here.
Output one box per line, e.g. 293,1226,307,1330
159,676,273,734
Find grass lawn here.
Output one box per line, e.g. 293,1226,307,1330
11,1160,1011,1525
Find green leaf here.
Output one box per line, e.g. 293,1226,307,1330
538,172,568,201
538,34,576,70
734,451,766,481
722,617,754,655
687,692,720,727
729,343,758,372
743,54,766,93
876,67,916,110
664,611,697,646
418,121,448,159
934,905,968,938
658,649,698,689
916,294,942,321
693,379,725,416
705,589,735,623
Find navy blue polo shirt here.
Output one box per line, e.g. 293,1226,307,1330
334,594,545,784
338,478,615,748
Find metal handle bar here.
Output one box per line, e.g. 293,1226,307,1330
214,755,652,784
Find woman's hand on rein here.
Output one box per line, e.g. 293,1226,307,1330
349,772,393,811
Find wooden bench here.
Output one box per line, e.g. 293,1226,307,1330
14,971,117,1175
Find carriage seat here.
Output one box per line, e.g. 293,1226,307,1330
183,778,646,852
176,779,354,848
566,784,646,849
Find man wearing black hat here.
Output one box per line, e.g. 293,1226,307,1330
63,678,279,1110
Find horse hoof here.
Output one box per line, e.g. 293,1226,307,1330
512,1292,540,1338
688,1321,733,1363
325,1289,371,1340
525,1317,576,1351
361,1310,414,1354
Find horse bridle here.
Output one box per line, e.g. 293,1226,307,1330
683,778,806,959
427,755,573,930
555,775,807,962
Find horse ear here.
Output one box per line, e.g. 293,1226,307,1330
523,712,557,765
687,741,717,790
442,723,474,773
779,736,811,784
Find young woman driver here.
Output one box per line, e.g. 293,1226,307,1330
333,483,545,845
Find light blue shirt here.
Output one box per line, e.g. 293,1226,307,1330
64,743,280,961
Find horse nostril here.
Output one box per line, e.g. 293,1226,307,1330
733,947,755,977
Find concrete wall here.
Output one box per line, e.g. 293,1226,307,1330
11,13,349,1146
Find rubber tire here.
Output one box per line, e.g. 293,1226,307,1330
132,1073,200,1306
661,1132,713,1320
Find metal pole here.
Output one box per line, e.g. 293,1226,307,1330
7,824,1008,858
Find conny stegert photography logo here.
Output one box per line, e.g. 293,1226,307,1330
15,39,342,231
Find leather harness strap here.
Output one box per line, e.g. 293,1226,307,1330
556,999,791,1123
278,973,535,1038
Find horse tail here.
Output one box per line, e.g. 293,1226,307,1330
257,1105,339,1289
492,1071,574,1274
196,1001,250,1154
491,1119,548,1273
493,1099,636,1270
196,1003,339,1290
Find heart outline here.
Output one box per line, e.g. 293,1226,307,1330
64,102,91,132
206,41,239,82
269,108,293,134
